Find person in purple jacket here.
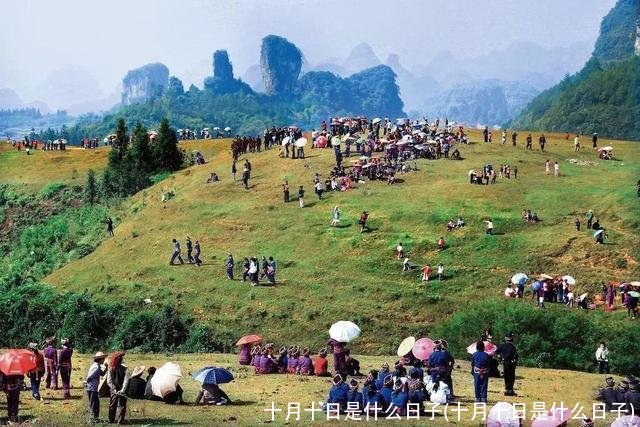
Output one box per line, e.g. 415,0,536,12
43,337,58,390
238,344,251,365
287,347,299,374
58,338,73,399
251,346,262,374
297,348,313,375
327,339,347,377
259,348,275,374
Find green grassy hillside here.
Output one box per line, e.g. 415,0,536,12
19,130,637,357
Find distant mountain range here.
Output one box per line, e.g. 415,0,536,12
511,0,640,139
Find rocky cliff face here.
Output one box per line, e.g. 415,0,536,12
592,0,640,62
203,50,253,95
260,35,302,95
121,63,169,105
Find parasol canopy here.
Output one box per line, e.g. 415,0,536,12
511,273,528,286
329,321,361,343
467,341,497,356
191,366,234,385
0,350,37,375
396,337,416,357
224,127,232,132
562,275,576,285
294,137,308,148
412,337,435,361
235,334,262,346
150,362,182,398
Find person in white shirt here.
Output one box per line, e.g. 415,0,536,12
396,243,404,259
437,264,445,280
425,377,451,404
595,342,610,374
85,352,107,421
554,162,560,177
504,284,517,298
402,257,411,272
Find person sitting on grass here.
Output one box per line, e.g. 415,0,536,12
346,379,364,413
206,172,219,183
345,349,362,377
298,348,313,376
437,237,446,251
195,383,231,405
314,348,330,377
504,284,517,298
456,217,466,228
325,374,349,412
447,219,455,232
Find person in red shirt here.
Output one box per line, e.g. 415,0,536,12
314,348,330,377
422,265,432,281
437,237,446,251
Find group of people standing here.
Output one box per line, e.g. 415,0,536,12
169,237,203,266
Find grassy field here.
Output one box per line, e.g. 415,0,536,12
0,353,620,426
12,130,635,354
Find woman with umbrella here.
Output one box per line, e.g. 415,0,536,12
193,367,233,405
0,350,35,422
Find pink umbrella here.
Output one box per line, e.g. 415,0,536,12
531,408,572,427
412,337,435,361
466,341,497,356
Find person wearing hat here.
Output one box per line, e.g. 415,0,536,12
298,348,313,376
27,343,45,400
327,339,348,378
326,374,349,412
379,374,394,411
276,347,288,373
107,351,129,424
286,347,299,374
314,348,330,377
391,380,409,416
345,349,362,377
225,253,235,280
259,348,275,374
375,363,390,390
58,338,73,399
471,340,491,403
496,333,519,396
625,380,640,415
596,377,618,411
43,337,58,390
85,352,107,421
346,378,364,413
126,366,147,399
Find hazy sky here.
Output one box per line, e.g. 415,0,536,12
1,0,617,103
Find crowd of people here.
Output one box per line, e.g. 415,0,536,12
468,163,518,185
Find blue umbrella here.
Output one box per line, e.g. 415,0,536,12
511,273,528,286
191,366,234,385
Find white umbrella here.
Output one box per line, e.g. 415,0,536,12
511,273,528,285
579,293,588,301
601,146,613,151
151,362,182,398
294,137,307,148
397,336,416,357
372,118,381,124
213,127,220,130
281,136,291,145
611,415,640,427
331,136,341,147
329,321,361,343
202,127,210,131
224,127,232,132
562,275,576,285
630,281,640,287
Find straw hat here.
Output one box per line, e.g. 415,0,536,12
131,366,146,378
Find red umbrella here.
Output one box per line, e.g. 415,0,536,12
235,334,262,346
0,350,37,375
412,337,435,361
467,341,497,356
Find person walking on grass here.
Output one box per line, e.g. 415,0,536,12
554,161,560,177
58,339,73,399
282,181,290,203
28,343,44,401
545,160,550,175
105,217,114,237
437,263,444,280
186,237,194,263
574,135,580,152
315,180,324,200
231,161,237,181
586,209,594,229
226,253,234,279
471,340,490,403
85,352,106,422
575,217,581,231
298,186,305,208
170,239,184,265
596,342,610,374
421,264,432,281
193,239,202,266
242,168,250,190
359,211,369,233
331,206,341,227
496,333,518,396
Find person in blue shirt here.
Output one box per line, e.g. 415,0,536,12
346,379,363,413
365,385,384,415
390,380,409,416
326,374,349,412
408,360,424,381
408,369,427,405
427,340,448,384
471,341,491,402
379,375,394,411
375,363,390,390
362,370,378,399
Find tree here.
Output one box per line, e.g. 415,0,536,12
84,169,98,205
153,118,183,172
126,123,153,192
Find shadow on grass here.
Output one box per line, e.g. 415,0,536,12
44,395,83,401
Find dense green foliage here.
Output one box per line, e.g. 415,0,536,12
102,118,184,197
511,57,640,139
433,299,640,375
592,0,639,63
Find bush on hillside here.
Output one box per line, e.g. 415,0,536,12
431,298,640,375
